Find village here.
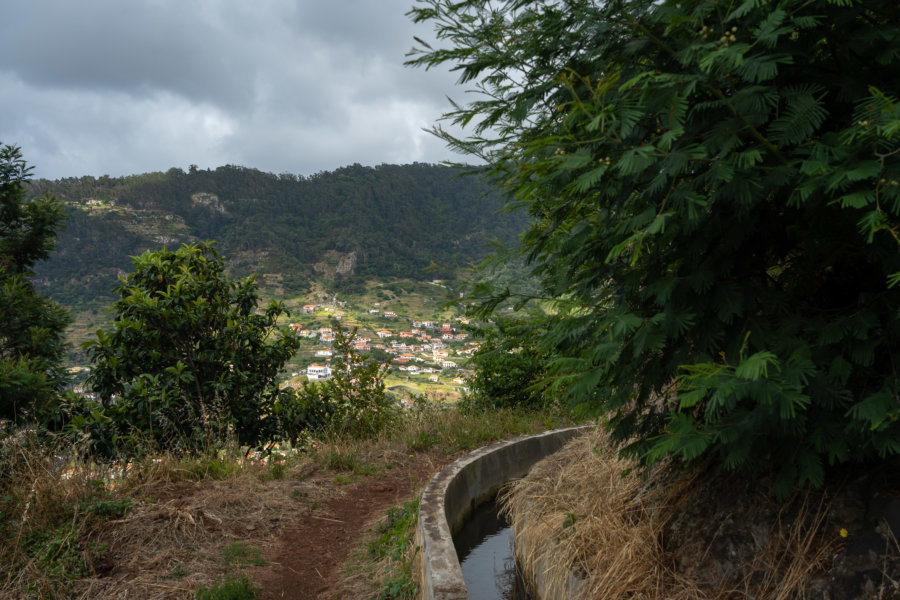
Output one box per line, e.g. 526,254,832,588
283,298,478,398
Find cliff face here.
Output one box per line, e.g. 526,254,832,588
313,251,359,279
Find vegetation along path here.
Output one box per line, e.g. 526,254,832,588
255,451,451,600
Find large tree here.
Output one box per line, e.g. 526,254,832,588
410,0,900,494
84,242,301,454
0,143,69,423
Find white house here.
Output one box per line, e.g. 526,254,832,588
307,364,332,380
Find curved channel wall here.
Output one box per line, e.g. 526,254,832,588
416,426,591,600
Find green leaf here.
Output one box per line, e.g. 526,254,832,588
735,351,779,381
769,84,828,145
834,190,874,209
726,0,762,21
677,389,708,409
570,166,607,193
753,9,789,48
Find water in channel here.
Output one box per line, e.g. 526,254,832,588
454,498,531,600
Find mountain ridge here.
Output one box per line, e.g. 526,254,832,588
28,162,525,307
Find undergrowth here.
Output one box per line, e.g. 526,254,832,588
194,574,259,600
366,499,420,600
0,401,567,599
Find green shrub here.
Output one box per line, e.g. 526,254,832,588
411,0,900,497
462,316,552,412
82,496,132,519
290,322,397,439
78,241,302,457
0,143,70,425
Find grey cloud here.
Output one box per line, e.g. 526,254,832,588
0,0,469,179
0,1,267,108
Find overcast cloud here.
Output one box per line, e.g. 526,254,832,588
0,1,467,179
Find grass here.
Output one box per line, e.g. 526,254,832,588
384,375,463,401
8,398,851,599
503,428,842,600
339,499,421,600
194,574,259,600
221,542,266,567
0,401,567,599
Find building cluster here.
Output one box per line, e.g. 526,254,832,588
289,304,478,386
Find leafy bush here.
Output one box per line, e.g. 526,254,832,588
0,143,70,423
80,242,301,457
295,322,396,438
411,0,900,496
462,315,553,411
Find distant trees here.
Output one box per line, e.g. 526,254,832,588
411,0,900,495
290,321,395,439
81,242,301,455
0,143,69,423
323,321,394,437
30,163,528,309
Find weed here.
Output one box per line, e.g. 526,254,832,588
82,496,133,519
562,512,583,530
195,574,260,600
364,499,420,600
87,540,110,564
404,430,437,452
169,560,187,579
221,541,267,567
185,457,243,480
354,461,375,476
322,448,361,472
268,461,287,480
21,524,89,595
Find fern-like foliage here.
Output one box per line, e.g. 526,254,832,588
410,0,900,498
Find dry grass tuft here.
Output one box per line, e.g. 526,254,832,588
503,428,838,600
1,403,568,599
74,459,314,598
0,430,320,599
503,428,704,600
739,493,838,600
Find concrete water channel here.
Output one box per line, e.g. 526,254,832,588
416,426,591,600
454,496,529,599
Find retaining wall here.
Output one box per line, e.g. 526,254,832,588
416,425,590,600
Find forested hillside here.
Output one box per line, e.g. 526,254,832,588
28,163,525,306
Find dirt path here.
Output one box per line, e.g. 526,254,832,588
255,455,450,600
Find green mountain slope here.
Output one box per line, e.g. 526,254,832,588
28,163,526,307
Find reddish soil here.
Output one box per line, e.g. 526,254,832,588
255,455,450,600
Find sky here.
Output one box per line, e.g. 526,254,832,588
0,1,469,180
